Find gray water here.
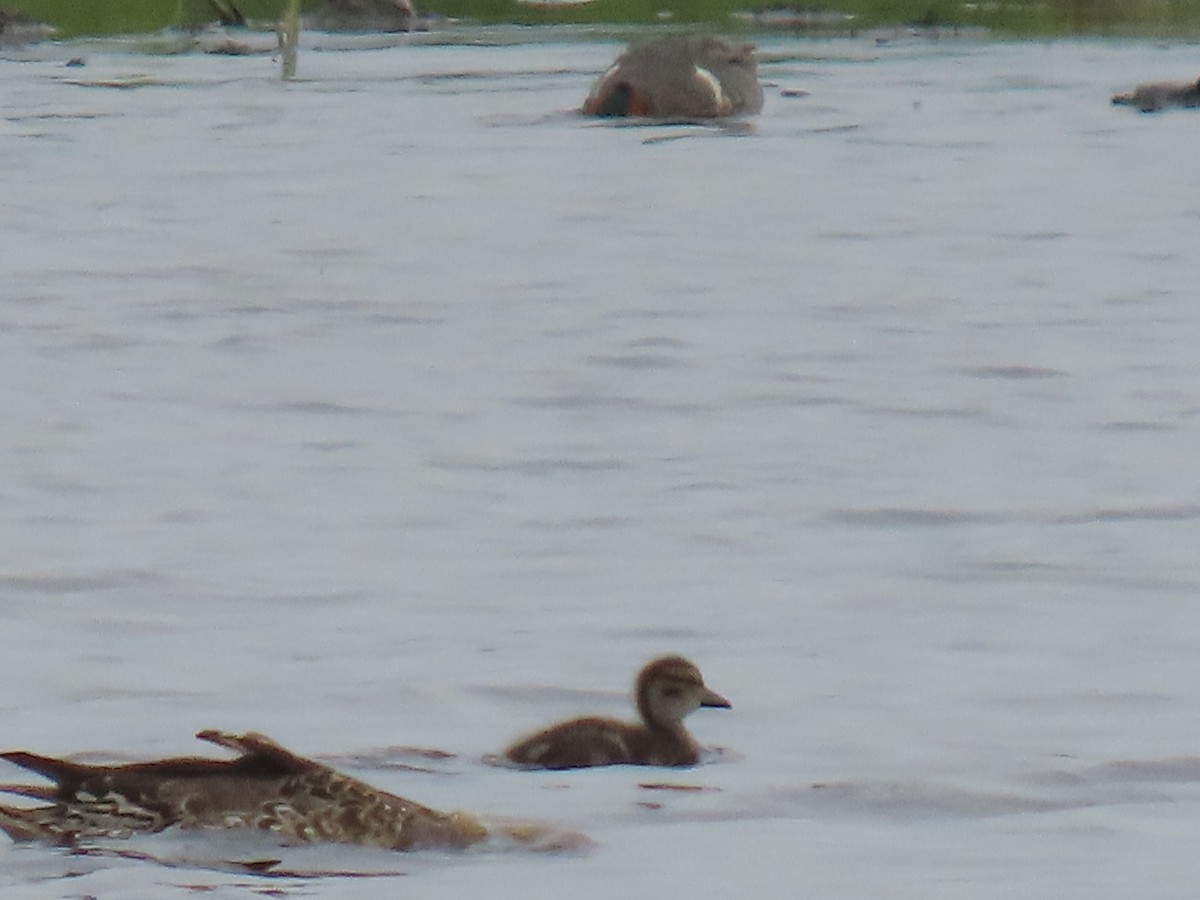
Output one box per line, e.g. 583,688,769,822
2,28,1200,898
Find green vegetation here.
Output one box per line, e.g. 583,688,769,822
9,0,292,38
8,0,1200,39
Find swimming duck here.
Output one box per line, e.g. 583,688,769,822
582,35,764,119
0,730,490,851
503,656,730,770
1112,78,1200,112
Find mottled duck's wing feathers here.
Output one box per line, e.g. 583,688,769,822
0,731,315,835
2,730,310,778
194,730,314,775
0,733,318,844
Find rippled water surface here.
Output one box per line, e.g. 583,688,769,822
3,28,1200,898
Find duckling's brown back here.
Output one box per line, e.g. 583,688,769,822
505,716,704,769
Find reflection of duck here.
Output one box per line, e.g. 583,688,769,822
0,731,489,850
308,0,419,32
205,0,421,32
0,8,54,47
503,656,731,770
1112,78,1200,112
582,35,764,118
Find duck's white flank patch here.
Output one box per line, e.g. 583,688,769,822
693,65,728,107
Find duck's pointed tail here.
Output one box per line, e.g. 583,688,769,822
1,750,90,790
0,751,89,844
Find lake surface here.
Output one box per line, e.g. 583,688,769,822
2,26,1200,898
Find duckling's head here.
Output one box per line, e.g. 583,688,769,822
635,655,730,728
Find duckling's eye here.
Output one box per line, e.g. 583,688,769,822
662,686,682,698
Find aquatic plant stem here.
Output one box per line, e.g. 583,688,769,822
280,0,300,80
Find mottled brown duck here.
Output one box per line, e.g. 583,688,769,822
0,730,557,852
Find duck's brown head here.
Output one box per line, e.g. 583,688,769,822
635,655,730,729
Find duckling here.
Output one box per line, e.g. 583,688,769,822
0,730,489,851
503,656,730,770
582,35,764,119
1112,77,1200,113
